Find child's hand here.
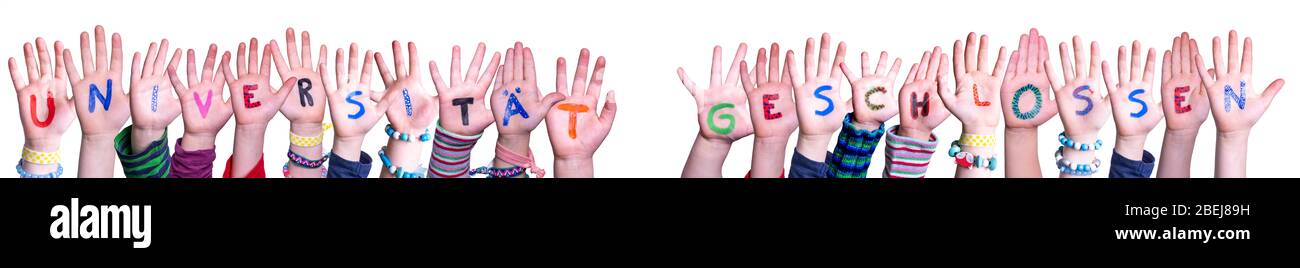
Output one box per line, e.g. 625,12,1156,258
790,33,850,138
1103,41,1162,139
490,42,565,136
546,49,615,159
64,26,129,138
376,41,438,133
1000,29,1058,129
11,38,75,150
1161,33,1210,133
678,43,753,141
429,42,498,136
270,28,327,125
227,39,295,126
838,47,901,129
941,33,1006,134
1197,30,1285,134
321,43,390,140
1047,36,1110,140
896,46,951,138
128,39,181,134
741,43,797,140
169,44,233,138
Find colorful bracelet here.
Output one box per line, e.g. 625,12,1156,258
947,141,998,171
289,131,324,147
16,160,63,178
958,133,996,148
1055,146,1102,176
286,150,327,169
378,146,427,178
385,124,431,142
21,147,61,165
282,162,328,178
1058,132,1103,152
469,166,527,178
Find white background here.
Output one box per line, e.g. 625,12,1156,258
2,0,1294,177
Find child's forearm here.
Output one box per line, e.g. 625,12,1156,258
493,133,531,178
286,123,324,178
78,133,118,177
750,136,789,178
1214,130,1249,178
331,136,364,163
231,124,268,177
1004,127,1042,178
1156,129,1198,178
554,156,594,178
794,133,833,163
1114,133,1148,162
683,134,732,177
381,137,424,178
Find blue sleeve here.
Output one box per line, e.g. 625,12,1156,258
327,152,373,178
788,151,833,178
1108,150,1155,178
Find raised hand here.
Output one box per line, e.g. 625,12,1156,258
226,38,294,127
1156,33,1212,178
11,37,76,175
168,44,233,150
1195,30,1286,177
1102,40,1162,161
942,32,1006,134
546,49,615,177
377,41,438,135
490,42,564,136
1198,30,1284,134
679,43,753,142
1000,28,1057,178
1047,36,1110,141
839,47,902,130
64,26,129,140
789,33,850,162
128,39,182,149
743,43,798,141
321,43,390,161
430,42,499,136
271,28,327,126
896,46,951,138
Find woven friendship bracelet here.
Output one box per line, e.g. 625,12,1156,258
21,147,60,165
958,133,996,148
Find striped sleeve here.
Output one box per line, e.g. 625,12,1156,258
114,125,172,178
882,125,938,179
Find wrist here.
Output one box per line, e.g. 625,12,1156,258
794,133,833,162
961,125,997,136
1114,134,1148,161
554,156,594,178
331,136,364,161
130,125,167,152
898,125,932,140
498,133,532,154
290,122,324,136
24,138,62,152
180,132,218,151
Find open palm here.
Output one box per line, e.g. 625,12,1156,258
322,43,389,139
1103,41,1163,137
1161,33,1210,132
943,33,1006,133
1048,36,1110,138
678,43,753,141
491,42,565,136
1001,29,1059,129
546,49,616,159
897,46,951,135
742,43,797,140
64,26,129,137
1198,30,1285,133
377,41,438,134
11,38,76,147
170,44,233,135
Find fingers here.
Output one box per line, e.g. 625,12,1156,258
374,49,394,86
523,47,537,84
556,57,569,96
572,48,591,96
1101,61,1115,93
10,58,26,89
954,38,967,75
587,56,606,97
36,38,51,78
1194,52,1214,89
467,43,487,83
236,42,248,76
540,92,567,112
62,49,82,84
361,50,375,87
803,38,815,83
768,43,780,83
142,42,158,77
830,42,846,82
285,28,300,67
967,32,980,72
1059,42,1074,81
219,52,234,89
1227,30,1239,74
130,52,141,85
202,44,218,83
724,43,746,87
1016,33,1029,74
1129,41,1142,82
1242,37,1253,76
816,33,832,78
992,47,1008,80
1211,36,1224,77
905,63,918,82
450,45,463,86
79,31,93,75
186,49,198,86
270,40,290,80
785,50,802,86
677,67,697,96
837,62,858,89
302,31,314,69
976,34,989,72
429,60,447,94
166,65,187,94
391,41,407,79
1161,50,1172,82
259,44,273,78
319,62,335,94
24,43,38,82
1261,79,1284,107
1005,51,1019,80
1028,29,1041,73
407,42,422,83
247,38,260,75
709,45,721,87
478,52,501,90
756,48,769,84
347,43,361,83
94,26,107,72
273,76,299,106
336,48,346,87
741,60,756,92
1089,41,1101,81
599,90,617,129
53,41,65,81
887,57,903,81
925,46,942,81
502,47,515,83
1143,48,1156,84
917,50,932,82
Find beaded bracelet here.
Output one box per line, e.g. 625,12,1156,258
385,124,431,142
469,166,527,178
1054,146,1102,176
378,146,427,178
21,147,61,165
16,160,63,178
1057,132,1104,152
958,133,996,148
947,141,998,171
